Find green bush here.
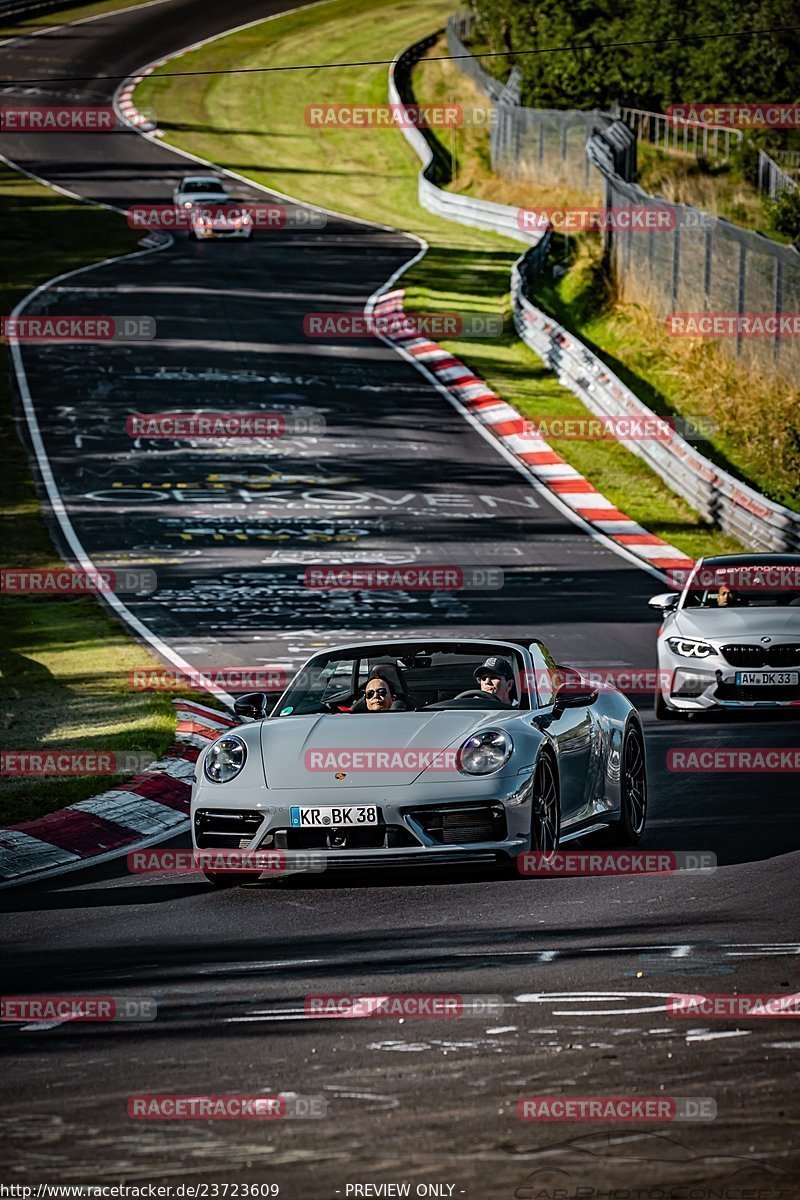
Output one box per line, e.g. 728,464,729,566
766,187,800,241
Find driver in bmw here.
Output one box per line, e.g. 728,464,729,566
474,656,518,707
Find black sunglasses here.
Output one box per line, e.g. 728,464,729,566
365,687,390,700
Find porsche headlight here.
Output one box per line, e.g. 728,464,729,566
457,730,513,775
203,735,247,783
667,637,715,659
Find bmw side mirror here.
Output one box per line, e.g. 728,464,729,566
648,592,680,612
233,691,268,721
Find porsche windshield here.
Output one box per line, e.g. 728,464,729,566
273,644,530,715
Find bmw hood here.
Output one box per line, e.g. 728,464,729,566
259,711,514,788
672,608,800,642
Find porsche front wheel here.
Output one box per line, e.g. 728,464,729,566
530,753,560,854
616,723,647,844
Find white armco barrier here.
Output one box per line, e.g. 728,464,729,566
389,40,545,246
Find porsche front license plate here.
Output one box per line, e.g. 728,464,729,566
290,805,379,828
735,671,798,686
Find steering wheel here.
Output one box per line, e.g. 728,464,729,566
453,689,510,707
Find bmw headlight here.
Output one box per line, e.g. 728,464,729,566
667,638,715,659
203,735,247,784
457,730,513,775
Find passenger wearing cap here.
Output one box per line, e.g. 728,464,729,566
473,656,517,707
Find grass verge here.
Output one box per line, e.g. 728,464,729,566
136,0,749,558
0,166,179,825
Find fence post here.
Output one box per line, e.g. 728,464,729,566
735,240,747,358
773,256,783,363
703,223,713,304
671,223,681,308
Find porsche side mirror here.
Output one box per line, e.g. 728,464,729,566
552,684,598,715
233,691,268,721
648,592,680,612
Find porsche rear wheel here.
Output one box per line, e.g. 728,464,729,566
530,752,560,854
617,722,647,844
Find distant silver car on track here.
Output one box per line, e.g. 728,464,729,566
172,174,228,208
650,553,800,718
190,638,647,885
188,197,254,240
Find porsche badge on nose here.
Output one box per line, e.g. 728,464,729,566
335,772,347,780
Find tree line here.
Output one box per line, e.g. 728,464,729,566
467,0,800,113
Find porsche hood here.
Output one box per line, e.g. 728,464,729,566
258,711,515,788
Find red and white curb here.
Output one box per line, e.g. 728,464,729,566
0,700,235,886
116,65,165,135
372,290,695,576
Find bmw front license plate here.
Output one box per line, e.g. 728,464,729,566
735,671,798,686
290,805,379,828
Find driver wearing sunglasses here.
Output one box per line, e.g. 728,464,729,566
364,675,398,712
360,663,414,712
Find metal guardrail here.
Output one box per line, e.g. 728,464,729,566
758,149,799,200
511,265,800,552
392,28,800,552
390,38,543,245
614,105,743,161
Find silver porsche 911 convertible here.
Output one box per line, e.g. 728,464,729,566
190,638,647,884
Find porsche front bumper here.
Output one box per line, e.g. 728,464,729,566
190,775,533,869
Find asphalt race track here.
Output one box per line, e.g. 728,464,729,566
1,2,799,1195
